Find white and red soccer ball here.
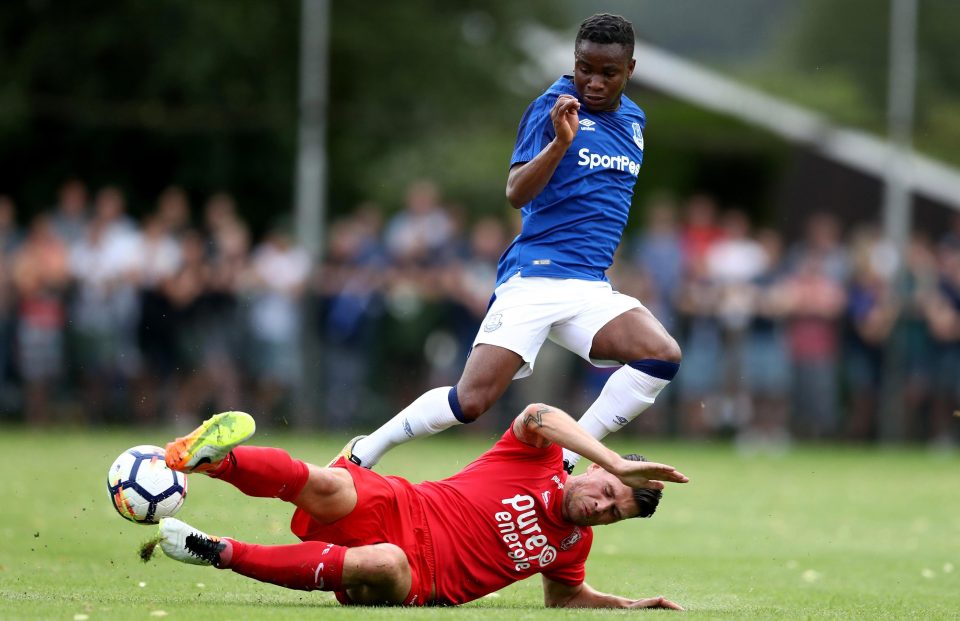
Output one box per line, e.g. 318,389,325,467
107,445,187,524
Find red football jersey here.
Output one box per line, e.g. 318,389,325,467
413,427,593,605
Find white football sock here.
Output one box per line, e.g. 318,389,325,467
563,365,672,468
351,387,461,467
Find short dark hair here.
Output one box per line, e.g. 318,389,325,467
575,13,635,58
623,454,662,518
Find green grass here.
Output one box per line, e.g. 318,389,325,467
1,426,958,620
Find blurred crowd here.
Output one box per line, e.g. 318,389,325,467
0,179,958,447
619,194,960,449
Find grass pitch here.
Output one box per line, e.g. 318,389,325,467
0,425,957,620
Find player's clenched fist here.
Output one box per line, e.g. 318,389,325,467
551,94,581,145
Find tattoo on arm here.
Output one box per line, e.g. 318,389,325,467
523,406,551,429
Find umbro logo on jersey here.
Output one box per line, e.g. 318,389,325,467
579,118,597,131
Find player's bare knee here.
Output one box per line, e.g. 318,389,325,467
654,336,682,364
296,466,356,520
345,545,411,606
303,464,342,496
454,389,492,422
631,331,681,364
365,544,410,584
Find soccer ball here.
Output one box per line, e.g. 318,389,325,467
107,445,187,524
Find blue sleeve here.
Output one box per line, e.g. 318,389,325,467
510,95,556,168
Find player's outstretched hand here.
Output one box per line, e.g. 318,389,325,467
551,94,580,145
614,460,689,491
627,596,684,610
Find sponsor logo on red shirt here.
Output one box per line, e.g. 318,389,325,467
495,494,550,571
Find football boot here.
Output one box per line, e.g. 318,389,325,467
165,411,255,473
158,517,225,567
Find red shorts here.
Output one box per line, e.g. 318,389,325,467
290,457,436,606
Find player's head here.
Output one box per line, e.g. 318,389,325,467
562,454,662,527
573,13,636,112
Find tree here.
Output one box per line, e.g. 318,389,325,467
0,0,567,230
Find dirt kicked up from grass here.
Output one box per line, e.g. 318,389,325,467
139,534,162,563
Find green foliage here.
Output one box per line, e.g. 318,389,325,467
1,428,958,619
0,0,568,228
630,91,791,223
370,126,522,211
781,0,890,121
0,0,299,228
763,0,960,166
325,0,567,213
5,1,958,228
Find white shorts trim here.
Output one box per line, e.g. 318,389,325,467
473,275,643,379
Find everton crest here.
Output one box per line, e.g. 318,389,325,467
631,122,644,150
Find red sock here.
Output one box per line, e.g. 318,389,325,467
224,539,348,592
209,446,309,502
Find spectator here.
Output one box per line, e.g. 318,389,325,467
158,192,249,426
899,233,939,440
379,183,451,408
383,179,454,262
167,229,214,424
12,215,70,424
705,209,768,435
92,185,138,238
441,216,508,366
8,173,960,449
0,195,23,256
842,225,900,441
204,192,241,256
133,212,183,424
68,189,142,423
247,223,311,423
787,212,849,283
0,199,20,413
631,194,683,333
679,194,724,269
781,252,847,440
737,228,792,449
921,239,960,449
200,192,248,420
156,185,192,239
0,250,12,411
317,207,387,427
706,210,768,286
674,253,724,438
0,196,23,413
49,178,89,246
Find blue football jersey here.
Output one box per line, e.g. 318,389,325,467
496,76,646,287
